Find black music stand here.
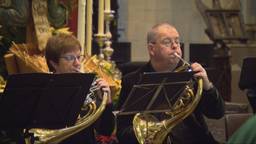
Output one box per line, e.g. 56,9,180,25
239,57,256,113
0,73,95,130
119,71,194,115
239,57,256,90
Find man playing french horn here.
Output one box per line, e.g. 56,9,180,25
116,22,224,144
45,33,115,144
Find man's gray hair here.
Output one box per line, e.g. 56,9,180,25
147,22,174,44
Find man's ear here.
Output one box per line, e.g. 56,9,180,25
148,43,155,56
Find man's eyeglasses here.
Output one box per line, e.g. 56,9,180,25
152,38,180,48
60,55,85,62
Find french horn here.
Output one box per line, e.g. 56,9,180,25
27,86,109,144
0,76,6,93
133,53,203,144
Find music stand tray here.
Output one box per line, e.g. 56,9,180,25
0,73,95,129
119,71,194,115
239,57,256,90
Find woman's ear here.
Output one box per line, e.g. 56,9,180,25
49,60,58,71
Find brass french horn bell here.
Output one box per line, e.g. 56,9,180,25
133,52,203,144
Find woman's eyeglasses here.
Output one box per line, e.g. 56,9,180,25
60,55,85,62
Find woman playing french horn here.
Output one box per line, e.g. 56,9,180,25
44,33,115,144
116,23,225,144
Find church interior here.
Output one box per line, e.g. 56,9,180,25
0,0,256,143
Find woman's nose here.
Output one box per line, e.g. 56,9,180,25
73,58,81,66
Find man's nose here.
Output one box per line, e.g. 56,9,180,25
171,42,179,49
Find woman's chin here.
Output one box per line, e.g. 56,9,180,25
73,69,81,73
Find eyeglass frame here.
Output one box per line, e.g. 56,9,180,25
59,54,85,63
150,37,181,48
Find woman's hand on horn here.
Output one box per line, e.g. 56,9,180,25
95,78,112,104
